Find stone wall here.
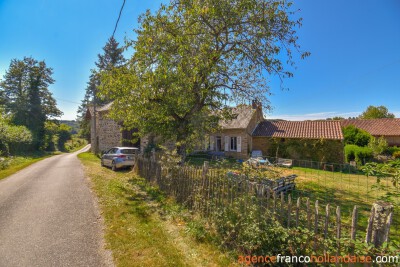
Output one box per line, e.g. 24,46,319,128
97,113,122,152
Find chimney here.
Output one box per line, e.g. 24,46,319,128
252,99,261,109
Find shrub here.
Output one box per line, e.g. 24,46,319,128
387,146,400,155
344,144,373,165
393,151,400,159
343,125,372,147
368,136,388,156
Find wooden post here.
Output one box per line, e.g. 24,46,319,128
314,200,319,235
324,204,330,239
287,194,292,228
314,200,319,252
351,205,358,240
307,198,311,230
296,197,300,228
365,206,375,244
336,206,341,266
280,192,284,223
366,201,394,247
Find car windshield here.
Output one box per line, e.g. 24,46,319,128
120,149,137,154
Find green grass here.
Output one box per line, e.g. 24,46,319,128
78,152,239,267
0,152,58,180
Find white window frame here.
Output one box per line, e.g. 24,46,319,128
224,136,229,151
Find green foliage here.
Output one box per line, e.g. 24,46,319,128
268,138,344,163
345,144,373,165
393,151,400,159
100,0,309,157
64,137,87,152
362,160,400,189
343,125,372,147
0,110,32,155
368,136,388,156
0,57,62,150
359,105,395,119
57,123,72,151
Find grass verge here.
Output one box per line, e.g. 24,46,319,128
0,152,58,180
78,152,239,267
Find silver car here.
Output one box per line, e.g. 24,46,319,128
101,147,139,171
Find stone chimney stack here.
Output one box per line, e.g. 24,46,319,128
252,99,261,109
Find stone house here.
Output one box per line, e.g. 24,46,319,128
207,103,264,159
85,103,144,153
252,120,345,163
340,118,400,146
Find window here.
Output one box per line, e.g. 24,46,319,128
230,137,237,151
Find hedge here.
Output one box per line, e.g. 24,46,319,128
344,144,373,165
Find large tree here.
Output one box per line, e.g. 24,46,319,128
100,0,309,157
0,57,62,149
77,37,125,139
359,105,395,119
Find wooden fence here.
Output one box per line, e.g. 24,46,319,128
136,157,395,251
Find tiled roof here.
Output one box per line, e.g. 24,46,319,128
252,120,344,140
341,118,400,136
219,105,256,129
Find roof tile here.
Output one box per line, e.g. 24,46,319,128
252,120,344,140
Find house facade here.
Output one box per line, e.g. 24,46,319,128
207,103,264,159
340,118,400,146
85,103,144,153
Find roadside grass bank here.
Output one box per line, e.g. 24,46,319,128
0,152,59,180
78,152,239,267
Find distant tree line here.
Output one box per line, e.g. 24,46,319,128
0,57,79,155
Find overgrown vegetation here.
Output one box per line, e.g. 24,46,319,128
135,152,400,266
78,152,238,267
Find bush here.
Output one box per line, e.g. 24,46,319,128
368,136,388,156
387,146,400,155
343,125,372,147
393,151,400,159
344,144,373,165
0,157,11,170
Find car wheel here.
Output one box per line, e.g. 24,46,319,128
111,161,117,171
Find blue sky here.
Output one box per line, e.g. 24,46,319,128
1,0,399,120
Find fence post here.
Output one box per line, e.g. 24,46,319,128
365,201,393,247
336,206,341,266
324,204,329,239
314,200,319,251
280,192,284,223
307,198,311,230
351,206,358,241
296,197,300,228
287,194,292,228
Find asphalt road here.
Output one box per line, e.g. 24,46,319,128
0,145,113,267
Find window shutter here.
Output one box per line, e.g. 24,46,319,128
210,136,214,150
225,136,229,151
237,136,242,152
